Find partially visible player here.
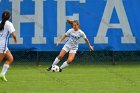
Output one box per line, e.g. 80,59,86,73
47,20,93,72
0,10,17,81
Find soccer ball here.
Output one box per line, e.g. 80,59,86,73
51,65,60,72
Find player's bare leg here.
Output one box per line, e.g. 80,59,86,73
60,53,76,72
5,50,14,64
0,50,13,81
0,53,5,63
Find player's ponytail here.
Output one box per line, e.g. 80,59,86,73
67,19,73,27
67,20,80,28
0,10,10,31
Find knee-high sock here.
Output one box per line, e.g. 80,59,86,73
1,64,9,75
60,61,69,69
52,57,60,66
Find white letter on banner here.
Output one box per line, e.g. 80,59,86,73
94,0,136,44
54,0,86,43
9,0,46,44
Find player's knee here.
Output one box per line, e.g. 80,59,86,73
8,56,14,63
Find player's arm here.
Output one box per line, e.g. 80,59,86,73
57,29,71,46
81,32,93,51
84,38,93,51
7,22,17,44
56,35,66,46
11,32,17,44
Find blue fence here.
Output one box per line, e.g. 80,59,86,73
0,0,140,51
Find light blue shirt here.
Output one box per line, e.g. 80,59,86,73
0,20,15,50
65,28,86,49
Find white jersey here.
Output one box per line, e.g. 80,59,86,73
65,28,86,49
0,20,15,51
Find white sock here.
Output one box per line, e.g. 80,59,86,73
52,57,60,66
1,64,10,75
60,61,69,69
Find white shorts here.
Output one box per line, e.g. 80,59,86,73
62,45,78,53
0,47,8,54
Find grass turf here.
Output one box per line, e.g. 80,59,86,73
0,65,140,93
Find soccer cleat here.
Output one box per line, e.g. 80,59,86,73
0,74,8,82
47,66,52,71
59,68,62,72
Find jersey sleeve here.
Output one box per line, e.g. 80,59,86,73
7,22,15,34
65,29,72,36
81,31,87,39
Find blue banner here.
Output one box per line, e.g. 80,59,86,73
0,0,140,51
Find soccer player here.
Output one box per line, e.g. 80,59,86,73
47,20,93,72
0,10,17,81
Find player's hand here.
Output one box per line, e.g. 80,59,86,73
56,41,61,46
89,45,94,51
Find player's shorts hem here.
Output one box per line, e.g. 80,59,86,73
62,45,77,53
0,47,9,54
69,50,77,53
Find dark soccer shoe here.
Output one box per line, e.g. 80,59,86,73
47,66,52,71
59,68,62,72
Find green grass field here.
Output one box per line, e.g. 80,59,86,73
0,65,140,93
